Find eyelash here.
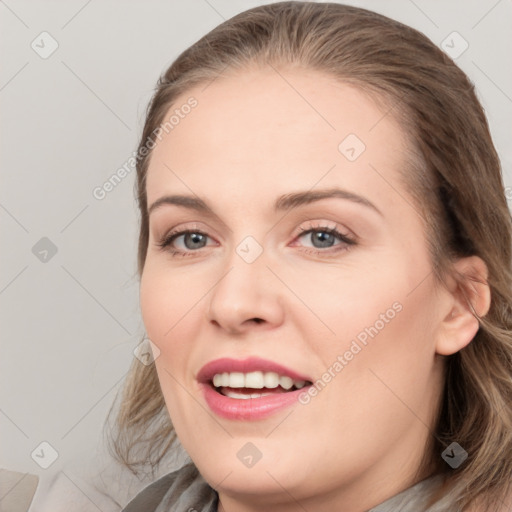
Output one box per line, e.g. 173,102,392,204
156,224,357,258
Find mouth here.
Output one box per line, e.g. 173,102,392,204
197,357,314,420
211,370,311,398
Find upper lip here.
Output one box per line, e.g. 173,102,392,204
197,356,313,384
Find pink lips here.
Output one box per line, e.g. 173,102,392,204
197,357,313,421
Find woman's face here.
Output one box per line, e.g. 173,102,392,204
140,66,450,509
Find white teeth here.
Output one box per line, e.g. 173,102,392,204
211,371,308,390
223,390,275,399
263,372,280,389
245,371,264,388
279,376,294,390
228,372,245,388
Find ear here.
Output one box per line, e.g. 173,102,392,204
435,255,491,356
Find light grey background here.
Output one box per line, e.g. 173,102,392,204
1,0,511,490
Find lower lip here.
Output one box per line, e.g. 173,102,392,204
201,383,309,420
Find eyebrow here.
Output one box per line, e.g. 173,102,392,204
148,188,383,218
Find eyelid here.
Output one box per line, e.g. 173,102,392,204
156,223,219,250
290,222,357,253
156,220,219,243
294,220,354,239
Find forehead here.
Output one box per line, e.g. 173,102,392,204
145,66,410,209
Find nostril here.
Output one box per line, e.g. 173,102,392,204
252,318,264,324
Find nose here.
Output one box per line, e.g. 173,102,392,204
205,249,285,335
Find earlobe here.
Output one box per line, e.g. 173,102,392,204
435,256,491,356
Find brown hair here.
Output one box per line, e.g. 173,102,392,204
105,2,512,509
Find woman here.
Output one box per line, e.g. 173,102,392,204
106,2,512,510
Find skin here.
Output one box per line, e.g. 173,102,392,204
139,65,491,512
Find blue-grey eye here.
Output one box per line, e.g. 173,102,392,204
181,232,208,250
309,231,336,248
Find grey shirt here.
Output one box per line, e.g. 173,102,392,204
122,462,456,512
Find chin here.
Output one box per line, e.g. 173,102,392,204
195,450,310,494
203,465,299,501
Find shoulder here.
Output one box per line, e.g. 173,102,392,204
121,463,218,512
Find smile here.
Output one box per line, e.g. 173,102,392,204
197,357,314,420
213,371,308,393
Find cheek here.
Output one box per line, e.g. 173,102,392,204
139,265,198,417
293,261,405,353
307,253,438,395
319,276,439,427
139,261,199,345
139,268,169,346
139,260,208,396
